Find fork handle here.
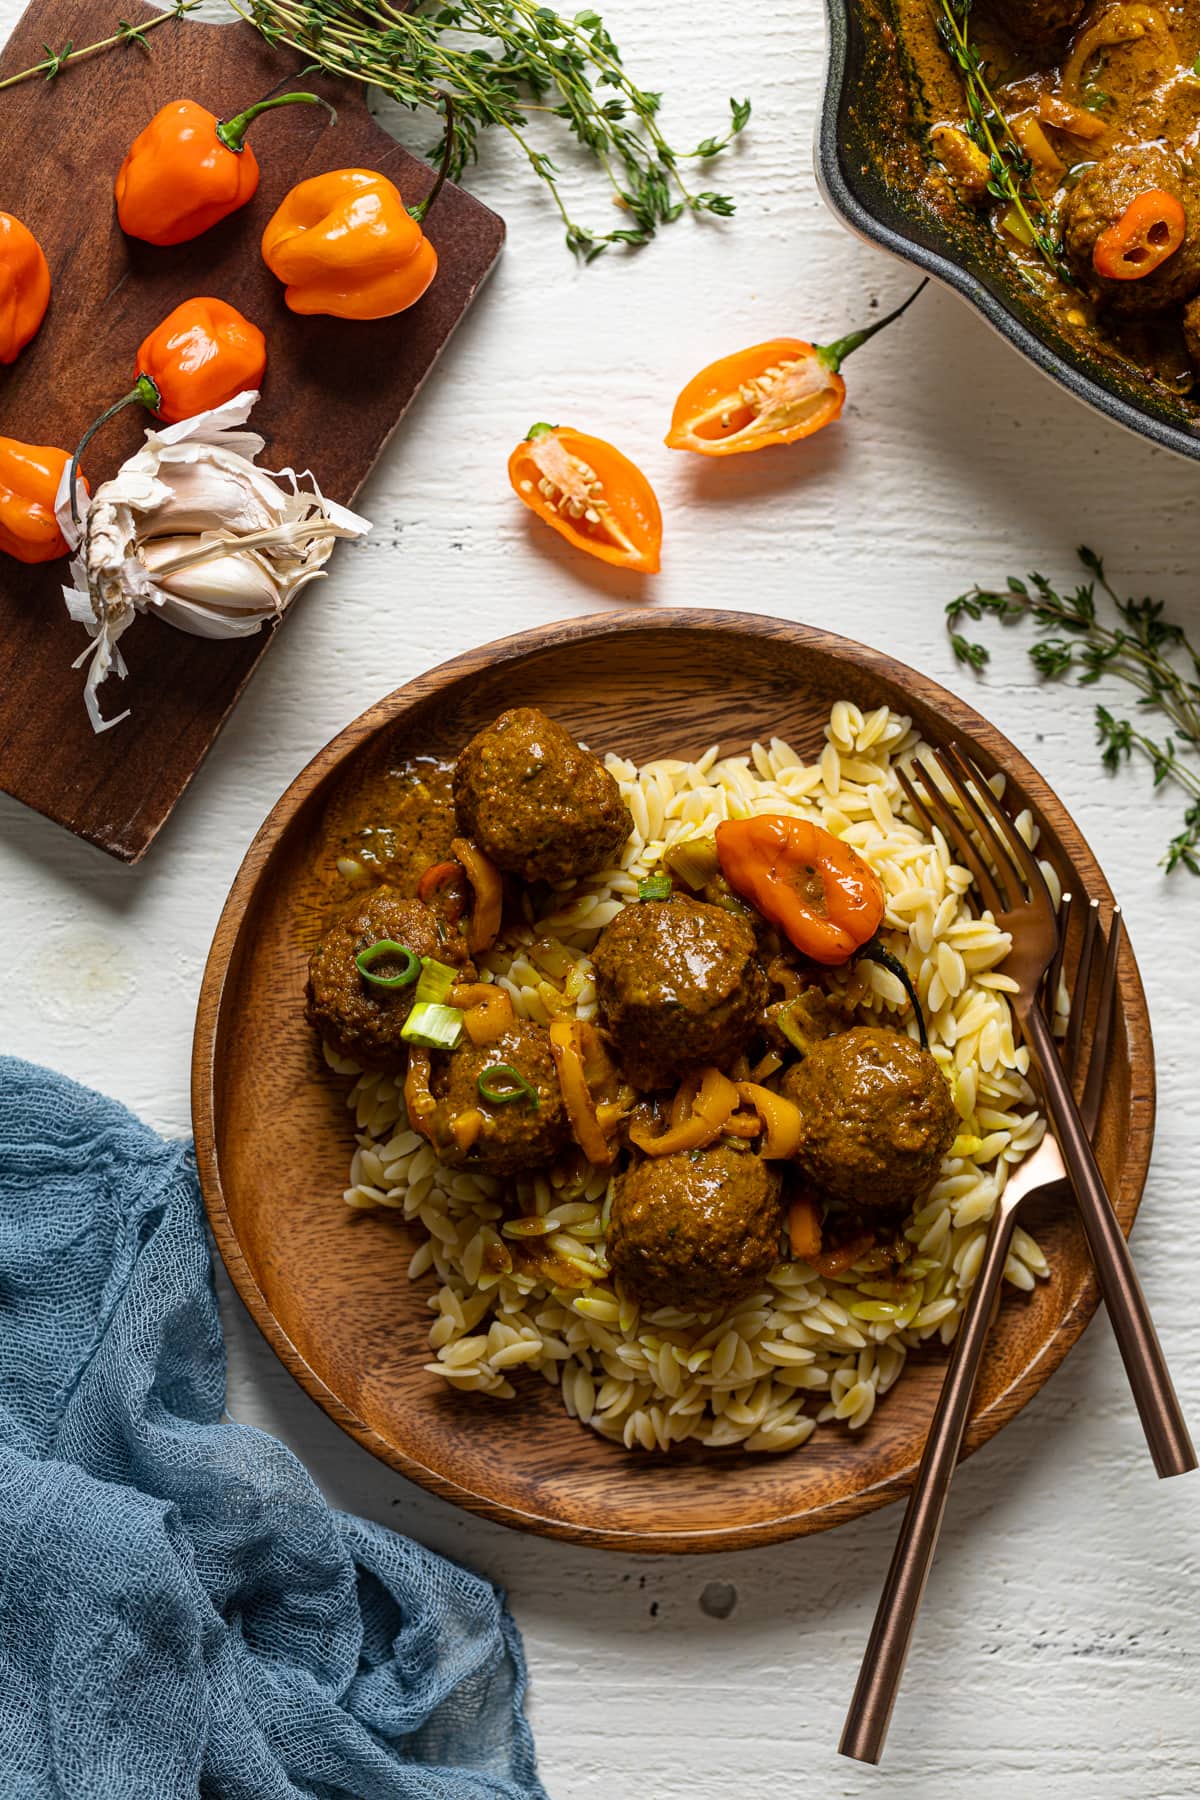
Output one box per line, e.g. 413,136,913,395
839,1201,1019,1765
1026,1006,1196,1480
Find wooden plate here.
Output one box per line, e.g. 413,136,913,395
192,610,1154,1552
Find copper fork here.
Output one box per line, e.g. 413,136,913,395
896,746,1193,1480
839,890,1118,1764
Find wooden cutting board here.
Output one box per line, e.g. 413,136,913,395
0,0,504,860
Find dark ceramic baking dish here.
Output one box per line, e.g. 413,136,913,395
817,0,1200,462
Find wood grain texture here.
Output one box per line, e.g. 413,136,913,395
0,0,503,863
192,610,1155,1552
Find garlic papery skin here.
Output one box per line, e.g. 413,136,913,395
57,390,370,733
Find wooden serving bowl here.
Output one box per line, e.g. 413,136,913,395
192,611,1154,1552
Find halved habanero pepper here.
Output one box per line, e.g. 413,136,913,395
665,282,926,457
715,814,884,965
67,296,267,528
1092,188,1186,281
116,91,333,247
0,212,50,364
508,423,662,574
0,438,87,564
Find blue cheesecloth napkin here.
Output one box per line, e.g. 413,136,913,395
0,1056,550,1800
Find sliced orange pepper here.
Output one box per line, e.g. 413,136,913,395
549,1018,614,1165
1093,189,1186,281
628,1065,738,1155
735,1081,804,1158
451,983,516,1045
0,438,87,564
665,284,925,457
451,836,503,955
508,423,662,574
715,815,884,966
787,1194,822,1260
0,212,50,365
810,1231,875,1278
404,1047,437,1141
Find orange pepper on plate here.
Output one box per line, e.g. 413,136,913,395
508,423,662,574
115,92,333,246
67,296,267,529
715,814,884,965
665,283,926,457
0,212,50,364
1092,189,1185,281
0,438,87,563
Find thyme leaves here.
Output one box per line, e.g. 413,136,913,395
947,549,1200,875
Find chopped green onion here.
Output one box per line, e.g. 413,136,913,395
775,998,810,1056
401,1002,464,1050
477,1063,541,1108
638,874,673,901
663,837,719,890
355,940,421,989
413,958,456,1005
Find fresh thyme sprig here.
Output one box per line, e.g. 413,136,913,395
228,0,749,259
0,1,201,91
936,0,1064,277
947,548,1200,874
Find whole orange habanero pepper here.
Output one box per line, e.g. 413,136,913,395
261,149,451,319
715,815,884,965
68,297,266,526
0,438,87,563
665,283,926,457
508,423,662,574
116,91,334,247
0,212,50,364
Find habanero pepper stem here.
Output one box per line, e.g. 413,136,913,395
215,91,336,153
68,376,159,533
813,279,929,374
857,940,930,1051
408,93,456,227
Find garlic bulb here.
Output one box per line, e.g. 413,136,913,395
58,390,370,732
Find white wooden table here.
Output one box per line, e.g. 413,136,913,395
2,2,1198,1792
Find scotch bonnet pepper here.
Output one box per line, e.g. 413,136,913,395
115,92,334,248
665,283,927,457
0,438,87,563
714,814,885,965
508,423,662,574
0,211,50,364
261,156,448,318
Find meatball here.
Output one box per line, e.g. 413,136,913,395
781,1026,957,1211
1063,147,1200,317
1183,295,1200,370
591,895,768,1090
977,0,1087,51
306,888,472,1068
453,707,632,885
607,1144,784,1310
428,1023,569,1176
